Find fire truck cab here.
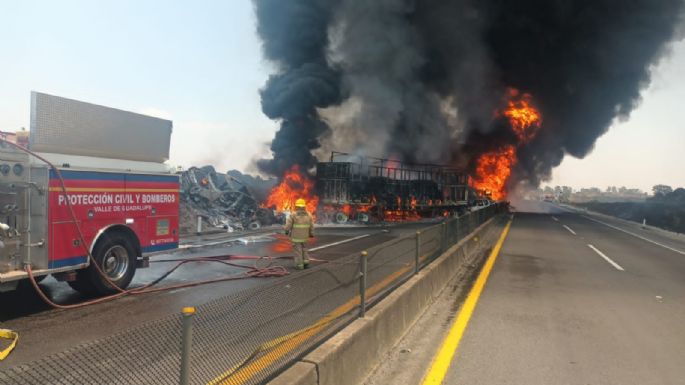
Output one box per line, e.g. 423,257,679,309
0,92,179,295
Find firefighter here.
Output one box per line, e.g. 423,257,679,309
284,198,314,270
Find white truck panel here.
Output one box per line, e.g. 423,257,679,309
32,153,175,174
29,92,172,163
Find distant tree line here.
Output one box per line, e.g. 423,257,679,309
536,185,648,203
575,184,685,234
650,184,685,204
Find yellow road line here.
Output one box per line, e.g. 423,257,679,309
421,218,513,385
209,251,433,385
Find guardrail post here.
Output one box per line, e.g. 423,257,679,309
196,216,202,235
441,222,447,252
180,307,195,385
455,216,460,243
415,231,421,275
359,251,368,318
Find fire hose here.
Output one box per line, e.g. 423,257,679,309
0,329,18,361
0,138,291,313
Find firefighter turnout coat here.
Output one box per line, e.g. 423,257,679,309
285,210,314,243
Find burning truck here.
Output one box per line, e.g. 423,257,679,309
315,152,473,223
261,152,476,224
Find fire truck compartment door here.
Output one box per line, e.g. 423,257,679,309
49,222,89,269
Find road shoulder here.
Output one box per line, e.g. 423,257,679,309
362,235,490,385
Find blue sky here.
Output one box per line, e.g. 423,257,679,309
1,1,683,191
0,0,276,172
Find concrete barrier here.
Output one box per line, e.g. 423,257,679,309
266,216,505,385
266,362,318,385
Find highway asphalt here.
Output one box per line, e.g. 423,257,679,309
365,201,685,385
0,220,437,368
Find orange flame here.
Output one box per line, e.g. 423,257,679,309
383,209,421,222
471,145,516,201
504,88,542,142
263,165,319,215
471,89,542,201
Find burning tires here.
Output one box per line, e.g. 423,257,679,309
334,212,349,224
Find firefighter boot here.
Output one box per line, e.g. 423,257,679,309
303,246,311,269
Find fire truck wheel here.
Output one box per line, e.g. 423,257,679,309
88,233,138,295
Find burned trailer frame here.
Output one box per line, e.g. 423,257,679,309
315,152,471,223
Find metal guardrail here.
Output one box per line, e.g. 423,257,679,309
0,204,506,385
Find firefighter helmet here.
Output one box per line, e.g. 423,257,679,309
295,198,307,208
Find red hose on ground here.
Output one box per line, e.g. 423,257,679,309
0,137,290,310
25,257,289,309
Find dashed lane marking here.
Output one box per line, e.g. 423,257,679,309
588,244,625,271
563,225,577,235
582,215,685,256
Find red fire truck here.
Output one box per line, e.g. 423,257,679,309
0,92,179,295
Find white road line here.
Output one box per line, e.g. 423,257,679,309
178,233,277,249
563,225,577,235
309,234,372,251
582,215,685,256
588,244,625,271
551,216,559,222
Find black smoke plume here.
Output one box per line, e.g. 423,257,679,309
254,0,685,188
254,0,344,177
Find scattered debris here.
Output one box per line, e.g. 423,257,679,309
179,166,279,234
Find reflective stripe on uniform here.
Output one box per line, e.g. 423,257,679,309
293,224,311,228
292,238,307,243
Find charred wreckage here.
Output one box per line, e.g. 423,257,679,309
180,152,480,231
179,166,278,232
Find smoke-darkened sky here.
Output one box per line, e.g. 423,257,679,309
254,0,685,191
